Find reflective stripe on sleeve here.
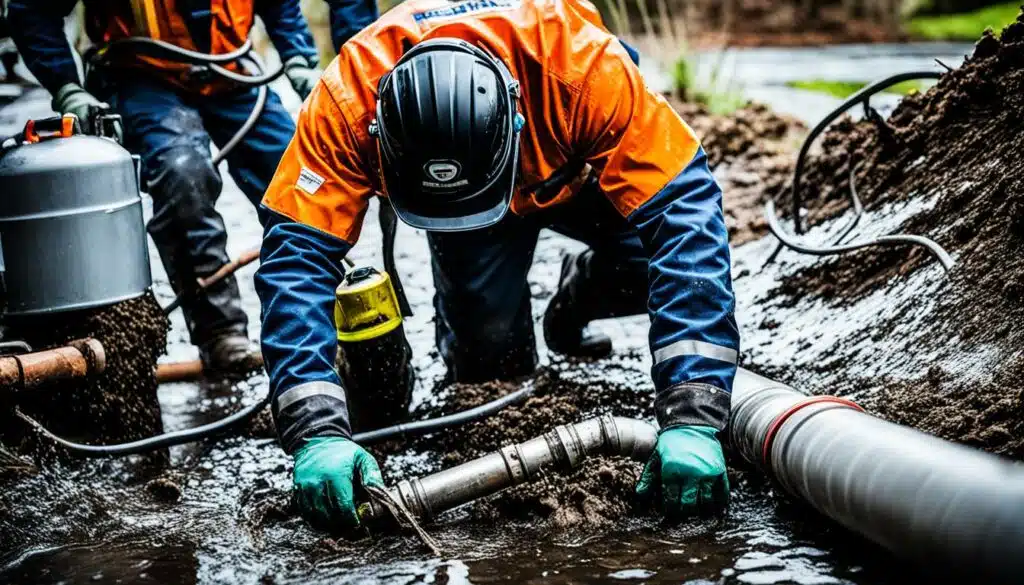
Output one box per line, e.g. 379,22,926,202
275,381,347,412
653,339,738,365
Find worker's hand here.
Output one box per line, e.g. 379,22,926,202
636,425,729,518
292,436,384,529
283,55,320,101
52,83,110,135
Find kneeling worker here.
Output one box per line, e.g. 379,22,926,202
257,0,740,528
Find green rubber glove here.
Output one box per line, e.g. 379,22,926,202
52,83,110,135
635,425,729,518
283,55,320,101
292,436,384,529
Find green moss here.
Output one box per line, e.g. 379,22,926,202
786,79,929,99
907,2,1021,41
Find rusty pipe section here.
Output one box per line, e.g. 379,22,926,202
362,414,657,522
730,368,1024,583
0,338,105,390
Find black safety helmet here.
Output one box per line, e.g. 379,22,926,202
371,38,523,231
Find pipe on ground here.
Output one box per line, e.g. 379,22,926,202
730,368,1024,583
0,338,105,390
360,414,657,523
154,353,264,384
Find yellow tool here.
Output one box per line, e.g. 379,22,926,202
334,267,403,342
334,266,413,433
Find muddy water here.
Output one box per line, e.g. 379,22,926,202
0,74,941,584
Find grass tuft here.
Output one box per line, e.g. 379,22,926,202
908,2,1021,41
786,79,930,99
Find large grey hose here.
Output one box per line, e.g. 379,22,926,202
360,414,657,522
730,368,1024,583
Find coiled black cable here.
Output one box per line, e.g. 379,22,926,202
766,70,954,271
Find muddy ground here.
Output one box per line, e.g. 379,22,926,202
744,16,1024,460
1,19,1022,584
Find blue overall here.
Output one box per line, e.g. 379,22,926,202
107,79,296,343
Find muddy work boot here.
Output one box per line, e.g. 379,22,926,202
199,332,257,379
543,250,614,359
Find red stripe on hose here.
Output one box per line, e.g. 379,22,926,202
761,396,864,467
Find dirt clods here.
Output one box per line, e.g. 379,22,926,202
676,101,805,245
2,292,169,451
760,14,1024,457
411,362,651,528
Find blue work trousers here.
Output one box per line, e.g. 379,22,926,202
429,183,649,383
106,77,295,346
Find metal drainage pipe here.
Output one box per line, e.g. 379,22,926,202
360,414,657,523
0,338,105,391
731,368,1024,583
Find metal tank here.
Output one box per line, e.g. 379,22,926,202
0,115,151,316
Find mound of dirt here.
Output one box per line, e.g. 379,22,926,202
674,101,805,246
2,292,169,451
760,14,1024,457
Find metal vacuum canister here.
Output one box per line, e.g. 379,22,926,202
334,266,413,433
0,115,151,316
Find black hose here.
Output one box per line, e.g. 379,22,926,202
16,399,269,457
765,70,953,270
353,381,536,444
786,71,943,235
101,37,255,65
0,340,32,355
16,382,536,457
207,61,285,86
211,55,268,166
94,35,280,165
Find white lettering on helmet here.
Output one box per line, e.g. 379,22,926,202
424,160,462,184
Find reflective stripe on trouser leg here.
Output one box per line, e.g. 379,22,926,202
276,381,348,412
653,339,738,365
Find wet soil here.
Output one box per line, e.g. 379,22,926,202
675,101,805,245
742,16,1024,458
1,293,169,451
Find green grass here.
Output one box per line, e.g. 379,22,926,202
674,57,749,115
786,79,930,100
907,2,1021,41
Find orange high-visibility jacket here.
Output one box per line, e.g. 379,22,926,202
263,0,703,243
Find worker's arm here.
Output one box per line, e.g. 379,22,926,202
6,0,81,94
323,0,378,52
254,0,319,65
575,44,737,517
577,47,738,431
256,213,352,451
256,79,381,529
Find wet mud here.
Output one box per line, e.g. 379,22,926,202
407,363,651,529
1,293,169,451
742,16,1024,458
676,101,805,245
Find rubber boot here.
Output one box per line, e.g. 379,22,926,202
199,330,258,379
543,250,614,359
335,324,415,434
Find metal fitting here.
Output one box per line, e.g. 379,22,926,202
361,414,657,523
